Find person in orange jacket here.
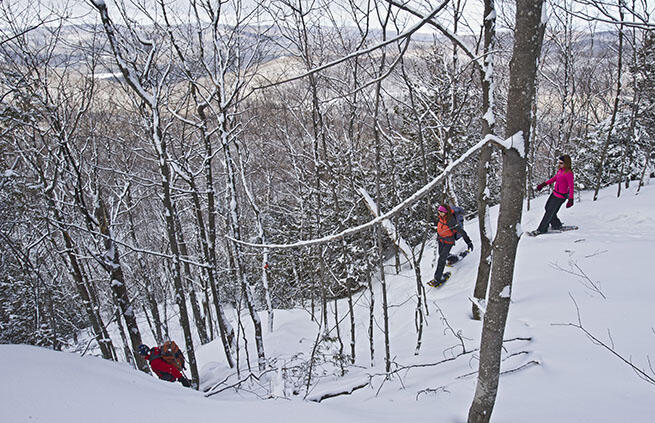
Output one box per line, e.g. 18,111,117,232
138,344,191,387
430,204,473,285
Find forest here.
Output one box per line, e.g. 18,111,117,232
1,1,654,421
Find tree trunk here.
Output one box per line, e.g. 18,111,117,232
174,212,209,345
126,187,163,344
472,0,497,321
92,1,199,386
593,2,625,201
468,1,546,421
223,134,266,371
94,196,149,372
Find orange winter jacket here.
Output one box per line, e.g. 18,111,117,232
437,215,458,244
437,212,472,246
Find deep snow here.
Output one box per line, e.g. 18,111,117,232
3,181,654,422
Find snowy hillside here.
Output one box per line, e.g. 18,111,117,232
3,182,655,422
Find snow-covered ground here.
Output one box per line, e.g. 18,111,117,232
3,181,654,422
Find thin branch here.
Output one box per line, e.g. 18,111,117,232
251,0,450,91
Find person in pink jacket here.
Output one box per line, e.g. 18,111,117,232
534,154,574,234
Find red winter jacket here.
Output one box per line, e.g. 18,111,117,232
145,347,183,382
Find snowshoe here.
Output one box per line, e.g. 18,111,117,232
446,249,470,266
427,272,451,288
526,225,579,237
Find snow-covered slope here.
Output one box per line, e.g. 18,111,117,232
3,181,654,422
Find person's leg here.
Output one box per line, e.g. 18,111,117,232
549,197,566,229
433,241,454,281
446,253,459,265
550,212,563,229
537,195,565,233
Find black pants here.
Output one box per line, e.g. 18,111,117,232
537,193,566,233
433,240,454,281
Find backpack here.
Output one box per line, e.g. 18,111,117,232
157,341,185,371
452,206,465,240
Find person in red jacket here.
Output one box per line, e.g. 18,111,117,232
138,344,191,387
534,154,575,234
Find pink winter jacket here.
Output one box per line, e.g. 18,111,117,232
545,169,574,199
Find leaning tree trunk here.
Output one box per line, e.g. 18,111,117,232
126,187,163,344
44,188,115,360
468,1,546,422
472,0,497,321
94,196,149,373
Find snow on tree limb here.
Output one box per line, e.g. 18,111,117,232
231,134,509,250
91,1,155,105
499,131,526,158
358,187,414,267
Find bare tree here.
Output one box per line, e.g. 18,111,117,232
92,0,200,386
468,1,546,421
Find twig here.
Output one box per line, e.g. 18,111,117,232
557,295,655,386
550,261,606,299
584,249,609,258
416,386,450,401
433,301,469,353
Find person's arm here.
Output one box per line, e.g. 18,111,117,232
537,174,557,191
151,358,183,380
568,172,574,198
462,230,474,250
566,172,575,208
453,218,474,250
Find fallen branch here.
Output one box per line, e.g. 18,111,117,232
368,337,532,378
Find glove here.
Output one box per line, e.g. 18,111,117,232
536,183,546,191
566,199,573,208
467,242,474,251
178,376,191,387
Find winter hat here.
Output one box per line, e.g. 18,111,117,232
438,205,448,213
138,344,150,356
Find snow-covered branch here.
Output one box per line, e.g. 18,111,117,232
358,187,413,266
231,134,509,249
